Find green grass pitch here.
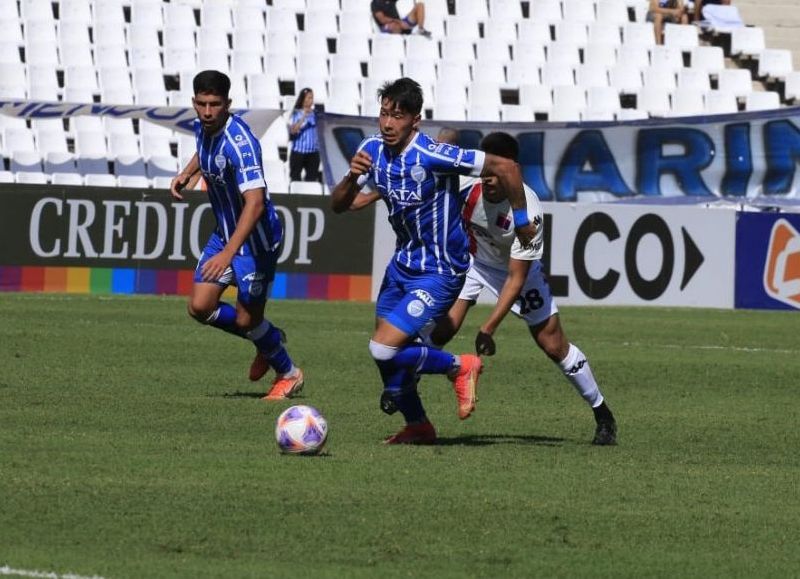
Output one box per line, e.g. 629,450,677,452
1,293,799,578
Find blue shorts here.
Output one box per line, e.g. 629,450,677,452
376,260,465,337
194,231,278,304
381,15,415,33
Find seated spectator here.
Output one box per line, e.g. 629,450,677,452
647,0,689,44
287,88,320,182
694,0,731,22
371,0,432,38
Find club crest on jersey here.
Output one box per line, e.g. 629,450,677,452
214,154,227,170
410,164,426,183
407,299,426,317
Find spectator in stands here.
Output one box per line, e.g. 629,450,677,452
371,0,432,38
436,127,459,145
647,0,689,44
694,0,731,22
287,88,320,183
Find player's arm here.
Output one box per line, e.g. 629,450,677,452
373,9,399,26
200,188,264,282
480,153,537,248
349,191,381,211
331,150,373,213
475,257,532,356
170,152,200,200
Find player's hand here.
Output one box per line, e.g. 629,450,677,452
170,173,190,200
349,150,372,176
515,222,538,250
475,330,496,356
200,252,231,282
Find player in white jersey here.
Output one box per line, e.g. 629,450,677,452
170,70,303,401
332,79,538,445
430,132,618,445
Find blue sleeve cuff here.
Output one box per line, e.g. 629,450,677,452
512,208,529,227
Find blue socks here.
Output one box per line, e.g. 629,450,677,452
247,321,293,374
205,302,245,339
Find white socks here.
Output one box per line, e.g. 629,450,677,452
557,343,604,408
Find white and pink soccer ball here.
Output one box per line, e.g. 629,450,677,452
275,405,328,455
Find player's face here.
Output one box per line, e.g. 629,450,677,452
193,91,231,134
481,175,508,204
379,98,420,150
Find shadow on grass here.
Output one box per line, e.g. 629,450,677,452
212,391,307,400
434,433,564,446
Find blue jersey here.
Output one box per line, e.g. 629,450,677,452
194,114,282,256
357,131,485,276
289,109,318,153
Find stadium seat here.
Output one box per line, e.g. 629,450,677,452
555,21,589,46
117,175,151,188
297,31,329,57
623,22,656,49
51,172,83,185
151,176,174,190
690,46,725,76
336,33,371,60
304,9,339,37
718,68,753,99
651,46,684,74
35,129,69,155
587,86,621,115
85,174,118,187
336,10,374,38
678,68,711,92
44,151,78,174
234,4,267,32
231,49,264,76
371,34,405,61
616,45,650,71
553,85,586,118
511,38,547,67
483,19,517,46
489,0,524,21
731,26,765,59
671,88,705,116
517,20,552,45
16,171,49,184
201,2,233,30
563,0,596,23
10,150,43,173
501,104,535,122
114,155,147,178
704,90,738,114
60,0,92,24
596,0,629,26
541,62,575,87
637,86,672,116
784,71,800,102
643,65,677,92
433,101,467,121
519,83,553,115
548,42,582,68
530,0,563,25
664,23,699,52
441,37,476,64
264,53,296,81
588,23,623,47
444,15,482,41
576,64,610,89
3,127,36,152
506,59,543,86
583,43,618,70
0,170,13,183
609,64,643,94
745,91,781,111
146,155,178,179
758,49,793,81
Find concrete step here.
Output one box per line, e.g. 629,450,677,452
736,5,800,28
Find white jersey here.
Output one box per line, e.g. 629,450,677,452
461,178,544,269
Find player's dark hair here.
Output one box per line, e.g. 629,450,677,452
293,87,313,110
480,132,519,162
377,77,423,115
193,70,231,98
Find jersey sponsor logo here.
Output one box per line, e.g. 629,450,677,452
214,154,227,170
411,288,435,307
410,164,427,183
406,299,426,317
433,143,454,155
388,188,422,206
239,165,263,175
763,218,800,309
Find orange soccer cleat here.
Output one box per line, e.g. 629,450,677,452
450,354,482,420
262,368,305,401
383,420,437,445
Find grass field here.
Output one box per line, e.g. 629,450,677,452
1,293,799,579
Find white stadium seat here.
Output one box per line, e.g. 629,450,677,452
745,91,781,111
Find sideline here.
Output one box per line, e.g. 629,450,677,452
0,566,106,579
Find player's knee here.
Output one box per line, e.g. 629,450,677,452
187,302,212,323
368,340,398,361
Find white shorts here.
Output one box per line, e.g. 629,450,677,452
458,259,558,327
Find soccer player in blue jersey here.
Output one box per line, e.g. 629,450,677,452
331,77,537,444
170,70,304,400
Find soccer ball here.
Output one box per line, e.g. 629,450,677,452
275,405,328,455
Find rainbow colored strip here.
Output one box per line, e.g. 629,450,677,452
0,266,372,301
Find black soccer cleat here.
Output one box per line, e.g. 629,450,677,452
592,420,617,446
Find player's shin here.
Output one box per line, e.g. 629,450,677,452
247,320,294,375
557,343,604,408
